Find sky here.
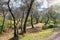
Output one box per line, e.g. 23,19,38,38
37,0,60,11
2,0,60,11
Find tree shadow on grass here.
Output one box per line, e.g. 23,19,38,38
26,27,42,33
9,36,19,40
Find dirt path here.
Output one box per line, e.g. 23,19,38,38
44,26,60,40
45,32,60,40
0,23,44,40
51,33,60,40
0,29,14,40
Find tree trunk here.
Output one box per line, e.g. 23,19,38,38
0,7,5,33
53,18,56,24
23,0,34,33
20,11,24,31
7,0,18,37
45,14,49,25
35,17,39,24
31,14,34,28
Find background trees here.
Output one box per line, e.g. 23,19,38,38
0,0,60,40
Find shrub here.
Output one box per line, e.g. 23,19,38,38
42,23,54,30
3,24,9,32
47,23,54,28
8,20,14,28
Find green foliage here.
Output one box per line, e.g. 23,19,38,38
3,24,9,32
0,24,9,33
42,23,54,30
49,20,54,23
0,17,14,33
56,19,60,23
47,23,54,28
8,20,14,28
28,16,31,22
0,17,2,33
0,17,2,26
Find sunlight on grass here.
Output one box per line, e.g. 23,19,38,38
20,29,53,40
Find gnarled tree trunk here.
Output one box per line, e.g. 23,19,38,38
7,0,18,37
23,0,35,33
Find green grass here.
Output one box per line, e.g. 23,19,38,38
20,29,53,40
0,16,2,26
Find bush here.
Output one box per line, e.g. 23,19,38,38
8,20,14,28
42,23,54,30
3,24,9,32
48,23,54,28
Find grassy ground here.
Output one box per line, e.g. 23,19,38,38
0,23,54,40
20,29,53,40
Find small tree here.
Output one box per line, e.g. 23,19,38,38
31,14,34,28
0,4,5,33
